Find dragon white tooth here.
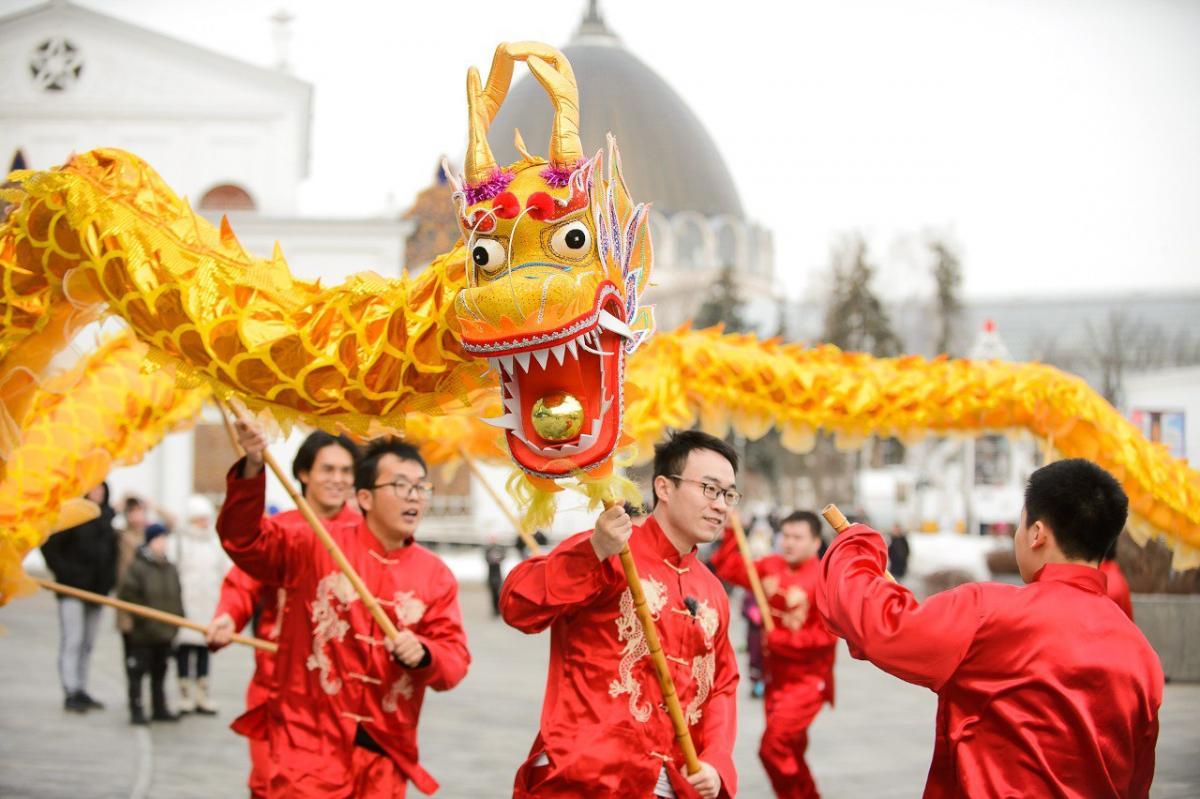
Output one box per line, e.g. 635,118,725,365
498,354,515,374
515,351,532,372
533,347,550,369
565,339,579,360
550,343,567,365
598,309,634,339
482,413,519,430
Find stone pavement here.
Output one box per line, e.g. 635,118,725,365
2,582,1198,798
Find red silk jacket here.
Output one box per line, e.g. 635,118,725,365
215,503,361,740
217,465,470,794
818,525,1163,799
709,532,836,706
501,515,739,799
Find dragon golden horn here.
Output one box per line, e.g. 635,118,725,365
465,65,499,184
521,47,583,168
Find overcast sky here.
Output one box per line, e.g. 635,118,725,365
10,0,1200,301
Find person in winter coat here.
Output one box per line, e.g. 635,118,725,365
172,494,230,714
117,523,184,725
41,482,118,713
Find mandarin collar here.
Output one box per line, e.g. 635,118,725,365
642,515,697,568
356,518,414,558
333,502,361,525
1031,562,1106,594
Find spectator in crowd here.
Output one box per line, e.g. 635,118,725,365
118,523,184,725
887,523,910,580
172,494,230,714
41,482,118,713
483,534,507,617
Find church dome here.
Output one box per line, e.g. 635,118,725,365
488,9,745,219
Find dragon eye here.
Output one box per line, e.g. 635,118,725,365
470,239,507,274
549,221,591,259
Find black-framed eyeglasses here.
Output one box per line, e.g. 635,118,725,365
668,476,741,507
371,480,434,500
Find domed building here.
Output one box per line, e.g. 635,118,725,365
475,3,775,329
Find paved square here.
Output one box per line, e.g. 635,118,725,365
2,582,1196,797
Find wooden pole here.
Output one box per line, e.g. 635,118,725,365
457,446,542,556
729,512,774,633
821,504,896,583
218,400,400,641
215,401,244,457
616,543,701,775
600,499,700,775
34,577,276,652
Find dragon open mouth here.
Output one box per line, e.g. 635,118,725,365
464,295,632,478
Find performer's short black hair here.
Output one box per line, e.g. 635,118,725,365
1023,458,1127,562
355,437,427,492
651,430,738,507
780,510,822,538
292,431,359,495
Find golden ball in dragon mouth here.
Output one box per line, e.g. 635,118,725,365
530,391,584,442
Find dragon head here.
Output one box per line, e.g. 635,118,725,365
449,43,654,482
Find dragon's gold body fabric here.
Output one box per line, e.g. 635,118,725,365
1,42,1198,572
0,332,205,603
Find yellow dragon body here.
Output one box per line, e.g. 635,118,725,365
0,42,1196,585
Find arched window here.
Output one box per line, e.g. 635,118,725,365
199,183,256,211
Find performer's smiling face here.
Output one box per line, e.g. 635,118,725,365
359,454,430,548
657,448,738,550
299,443,355,518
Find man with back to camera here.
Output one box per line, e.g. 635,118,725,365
710,510,836,798
206,430,361,798
501,430,741,799
817,458,1163,797
218,421,470,798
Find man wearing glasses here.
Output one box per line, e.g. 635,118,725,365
218,425,470,798
502,430,741,799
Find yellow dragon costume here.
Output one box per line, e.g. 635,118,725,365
0,42,1196,603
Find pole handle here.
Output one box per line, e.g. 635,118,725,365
730,512,775,633
821,504,896,583
34,577,276,652
616,544,702,775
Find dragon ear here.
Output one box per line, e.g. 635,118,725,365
606,133,634,224
626,205,653,294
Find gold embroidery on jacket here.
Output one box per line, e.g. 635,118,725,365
382,672,414,713
782,585,809,630
389,590,427,627
306,572,358,695
694,599,719,647
684,651,715,726
609,577,667,722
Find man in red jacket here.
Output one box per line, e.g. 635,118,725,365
711,510,835,798
1100,550,1135,620
207,431,361,798
818,458,1163,798
218,422,470,798
501,430,741,799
